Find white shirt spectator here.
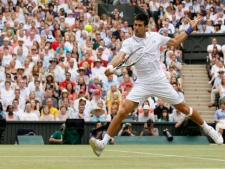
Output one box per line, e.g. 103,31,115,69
73,97,91,113
13,109,25,118
19,112,39,121
169,110,185,122
92,66,107,82
207,44,222,52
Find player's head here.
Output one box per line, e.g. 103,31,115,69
134,13,149,26
133,13,149,38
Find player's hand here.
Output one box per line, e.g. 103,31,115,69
105,67,114,77
186,16,203,29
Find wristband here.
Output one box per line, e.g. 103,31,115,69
107,65,114,70
185,26,194,35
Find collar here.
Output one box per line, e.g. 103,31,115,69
132,32,150,42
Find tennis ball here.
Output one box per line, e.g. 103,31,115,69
85,25,92,32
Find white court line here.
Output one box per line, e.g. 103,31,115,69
0,156,142,158
108,150,225,163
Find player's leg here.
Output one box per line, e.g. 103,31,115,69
173,102,223,144
106,99,138,136
89,83,149,157
89,99,138,157
152,79,223,144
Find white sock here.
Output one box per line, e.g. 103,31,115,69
200,121,210,132
102,134,111,145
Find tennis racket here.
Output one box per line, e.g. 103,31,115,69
111,46,146,73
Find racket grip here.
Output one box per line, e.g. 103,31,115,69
111,67,117,73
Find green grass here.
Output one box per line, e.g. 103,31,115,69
0,145,225,169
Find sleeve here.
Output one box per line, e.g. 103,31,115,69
157,33,171,46
120,39,132,55
51,131,61,139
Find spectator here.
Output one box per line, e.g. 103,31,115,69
5,105,19,121
157,109,172,122
42,89,58,108
40,105,55,121
0,81,15,109
214,97,225,136
49,123,65,144
219,77,225,99
72,98,90,121
89,121,114,144
154,98,169,120
75,67,89,85
140,119,159,136
41,98,58,119
122,82,133,99
118,123,137,136
56,105,71,121
14,89,25,110
90,89,106,111
92,59,107,83
169,109,185,122
90,107,105,122
207,38,222,55
138,105,155,122
12,99,24,118
107,84,122,106
20,102,39,121
208,68,224,107
106,102,119,121
60,72,76,91
30,99,40,117
103,75,118,92
172,82,185,102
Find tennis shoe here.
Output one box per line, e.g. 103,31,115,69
205,126,223,145
89,138,105,157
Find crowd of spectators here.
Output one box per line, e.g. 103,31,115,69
0,0,224,128
207,37,225,136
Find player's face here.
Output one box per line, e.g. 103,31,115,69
134,20,147,38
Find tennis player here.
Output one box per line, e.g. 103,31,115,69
89,13,223,157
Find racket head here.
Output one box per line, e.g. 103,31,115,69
123,46,145,67
111,46,145,73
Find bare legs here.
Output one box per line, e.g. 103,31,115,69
106,99,138,136
173,101,204,125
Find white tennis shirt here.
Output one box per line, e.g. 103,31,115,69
120,32,170,84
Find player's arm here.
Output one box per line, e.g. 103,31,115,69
166,16,203,47
108,51,126,68
105,51,126,76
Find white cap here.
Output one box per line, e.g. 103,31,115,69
18,38,24,42
3,37,9,41
143,105,150,110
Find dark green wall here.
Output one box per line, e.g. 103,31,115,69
1,121,215,144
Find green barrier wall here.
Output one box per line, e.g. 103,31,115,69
1,121,215,144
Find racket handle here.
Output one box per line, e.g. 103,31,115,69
111,67,117,73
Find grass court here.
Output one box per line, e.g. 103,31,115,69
0,145,225,169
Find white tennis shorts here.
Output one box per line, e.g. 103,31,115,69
126,79,183,105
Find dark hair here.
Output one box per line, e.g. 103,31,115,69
66,83,75,94
162,109,169,121
172,82,178,86
13,99,19,104
134,13,149,26
6,105,14,112
147,119,154,127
